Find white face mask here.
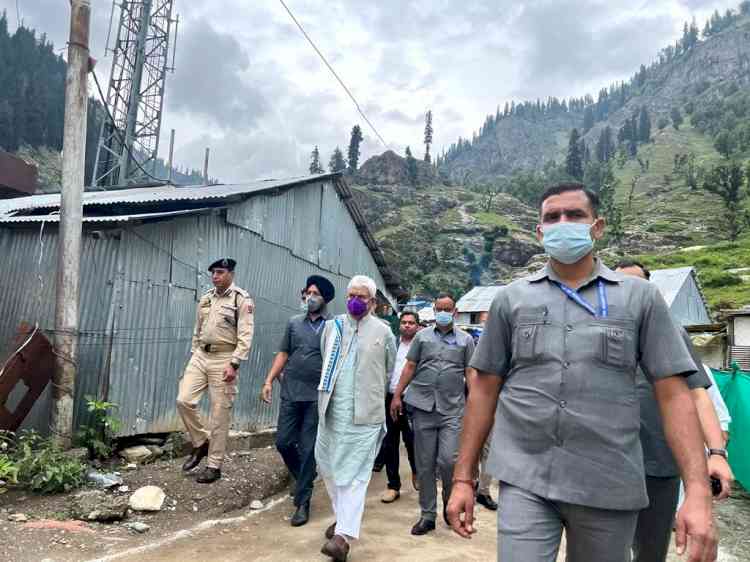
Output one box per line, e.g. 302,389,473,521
542,222,594,264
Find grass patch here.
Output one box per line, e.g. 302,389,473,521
473,212,518,230
637,235,750,310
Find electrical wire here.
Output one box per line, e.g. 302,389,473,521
90,71,167,186
277,0,389,148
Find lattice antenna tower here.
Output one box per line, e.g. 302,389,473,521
93,0,178,187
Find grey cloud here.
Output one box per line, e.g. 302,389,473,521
510,1,675,98
167,22,269,130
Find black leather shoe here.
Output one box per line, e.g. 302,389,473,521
182,441,209,472
196,466,221,483
476,493,498,511
411,518,436,536
325,522,336,540
291,502,310,527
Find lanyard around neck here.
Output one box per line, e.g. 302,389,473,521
553,279,608,318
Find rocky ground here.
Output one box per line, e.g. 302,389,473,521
0,440,288,562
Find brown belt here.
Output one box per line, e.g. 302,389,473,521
202,344,236,353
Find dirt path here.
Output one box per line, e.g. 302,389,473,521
89,466,499,562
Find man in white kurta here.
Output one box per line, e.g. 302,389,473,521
315,276,396,562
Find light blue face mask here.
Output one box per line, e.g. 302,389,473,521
542,222,594,265
299,300,309,313
435,311,454,327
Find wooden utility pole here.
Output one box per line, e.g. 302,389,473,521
51,0,91,447
203,147,210,185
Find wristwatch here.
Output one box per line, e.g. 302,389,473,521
230,361,240,370
708,448,728,459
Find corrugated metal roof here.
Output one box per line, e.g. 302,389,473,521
0,174,339,216
650,267,697,306
0,208,217,223
457,285,504,313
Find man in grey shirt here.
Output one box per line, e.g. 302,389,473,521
261,275,335,528
390,293,475,536
616,260,733,562
446,183,717,562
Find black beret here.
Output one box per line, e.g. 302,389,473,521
306,275,335,303
208,258,236,272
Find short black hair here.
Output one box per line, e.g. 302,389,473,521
434,292,455,304
400,311,419,323
539,183,600,216
614,259,651,280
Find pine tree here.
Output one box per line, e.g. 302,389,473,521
309,145,324,174
565,128,584,180
701,162,747,240
423,110,433,163
405,146,418,186
583,107,594,134
347,125,364,172
638,106,651,142
328,146,346,173
596,127,614,162
671,107,683,130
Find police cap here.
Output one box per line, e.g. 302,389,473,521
208,258,236,272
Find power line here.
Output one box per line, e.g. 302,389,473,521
277,0,389,148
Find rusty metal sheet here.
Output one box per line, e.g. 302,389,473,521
0,151,38,197
0,323,54,431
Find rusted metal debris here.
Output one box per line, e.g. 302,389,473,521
0,151,38,197
0,323,55,431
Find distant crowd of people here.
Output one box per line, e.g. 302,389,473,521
175,182,733,562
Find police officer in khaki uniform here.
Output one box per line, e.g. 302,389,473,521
177,258,255,483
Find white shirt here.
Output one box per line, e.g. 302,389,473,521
389,338,413,394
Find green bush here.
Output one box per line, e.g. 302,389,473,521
2,431,85,494
657,117,670,130
699,271,743,288
75,396,121,460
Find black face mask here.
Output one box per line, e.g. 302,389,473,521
307,295,324,312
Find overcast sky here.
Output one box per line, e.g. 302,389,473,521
0,0,740,182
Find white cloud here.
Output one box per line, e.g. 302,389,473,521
0,0,742,181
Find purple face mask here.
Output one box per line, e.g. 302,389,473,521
347,296,369,317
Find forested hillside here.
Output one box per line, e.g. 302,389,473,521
353,2,750,306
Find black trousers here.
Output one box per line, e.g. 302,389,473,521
631,475,680,562
382,392,417,491
275,399,318,507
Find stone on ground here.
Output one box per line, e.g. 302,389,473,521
119,445,154,464
71,490,129,522
129,485,166,512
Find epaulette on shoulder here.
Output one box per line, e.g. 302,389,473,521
234,287,250,298
200,290,213,301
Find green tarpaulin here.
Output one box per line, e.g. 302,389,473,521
712,365,750,490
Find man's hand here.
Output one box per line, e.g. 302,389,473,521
222,363,238,384
260,382,273,404
675,487,718,562
389,395,403,421
707,455,733,500
446,482,477,539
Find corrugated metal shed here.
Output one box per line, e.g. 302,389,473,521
0,174,402,436
651,267,711,327
457,286,504,313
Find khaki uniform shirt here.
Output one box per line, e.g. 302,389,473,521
470,259,696,511
191,283,255,363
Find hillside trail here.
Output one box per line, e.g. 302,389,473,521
87,451,742,562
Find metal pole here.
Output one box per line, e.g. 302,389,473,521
167,128,175,183
52,0,90,448
117,0,152,185
203,147,210,184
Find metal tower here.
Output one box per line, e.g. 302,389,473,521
93,0,178,187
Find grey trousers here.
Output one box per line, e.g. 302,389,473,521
631,476,680,562
497,483,639,562
411,407,461,522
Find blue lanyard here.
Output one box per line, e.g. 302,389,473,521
553,279,608,318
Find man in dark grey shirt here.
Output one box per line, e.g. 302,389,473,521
446,183,717,562
616,260,733,562
261,275,335,527
390,293,475,536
